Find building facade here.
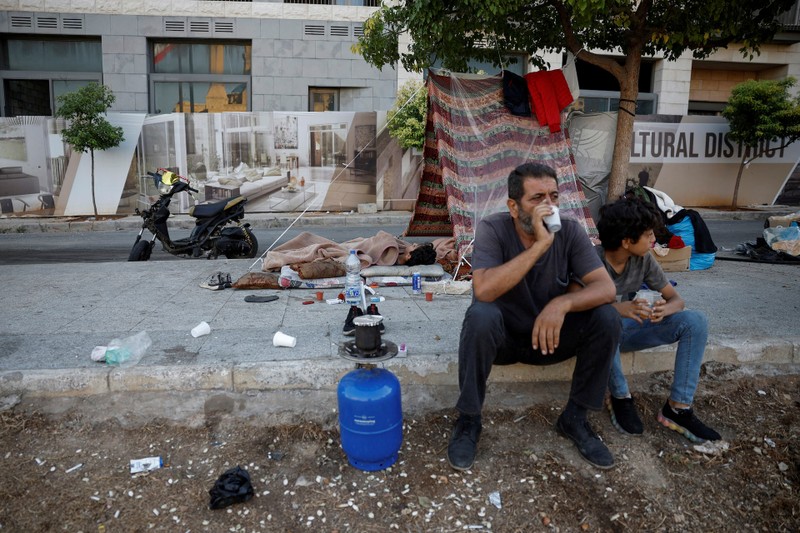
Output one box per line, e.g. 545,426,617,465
0,1,394,117
2,1,800,118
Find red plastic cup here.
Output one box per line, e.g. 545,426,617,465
425,292,433,302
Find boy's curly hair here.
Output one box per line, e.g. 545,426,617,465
597,198,662,250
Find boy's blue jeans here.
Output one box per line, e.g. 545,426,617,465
608,309,708,406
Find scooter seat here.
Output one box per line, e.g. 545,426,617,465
190,196,245,218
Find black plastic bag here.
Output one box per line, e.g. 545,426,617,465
209,465,254,510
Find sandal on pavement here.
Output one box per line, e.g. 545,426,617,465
244,295,279,303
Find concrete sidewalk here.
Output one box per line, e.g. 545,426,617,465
1,251,798,426
1,206,798,425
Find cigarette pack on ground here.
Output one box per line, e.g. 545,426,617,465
130,456,163,474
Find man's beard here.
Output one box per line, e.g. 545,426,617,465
517,209,534,235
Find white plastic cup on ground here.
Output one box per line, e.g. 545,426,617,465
273,331,297,348
543,205,561,233
191,321,211,338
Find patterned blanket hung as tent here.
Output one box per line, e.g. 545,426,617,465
406,70,597,257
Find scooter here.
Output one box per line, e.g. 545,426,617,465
128,169,258,261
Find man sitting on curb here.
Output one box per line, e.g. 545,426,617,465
447,162,621,470
595,198,721,442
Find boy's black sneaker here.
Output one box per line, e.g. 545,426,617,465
556,413,615,469
342,305,363,336
608,396,644,435
657,402,721,443
447,414,482,471
366,303,386,334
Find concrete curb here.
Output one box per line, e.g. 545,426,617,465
3,338,796,399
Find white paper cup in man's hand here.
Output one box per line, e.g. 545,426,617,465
543,205,561,233
273,331,297,348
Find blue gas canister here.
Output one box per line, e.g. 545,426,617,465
337,366,403,471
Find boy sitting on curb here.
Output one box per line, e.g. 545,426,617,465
595,198,721,442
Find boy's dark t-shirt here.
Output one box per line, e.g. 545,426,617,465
471,212,602,336
595,245,668,302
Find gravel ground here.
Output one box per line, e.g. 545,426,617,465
0,364,797,532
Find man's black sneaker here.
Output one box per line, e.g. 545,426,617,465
342,305,364,336
556,413,615,469
366,303,386,334
657,402,721,443
608,396,644,435
447,414,482,471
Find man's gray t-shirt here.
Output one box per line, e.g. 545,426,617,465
595,246,668,302
471,212,602,336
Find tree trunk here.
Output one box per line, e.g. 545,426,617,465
606,53,643,202
731,153,747,208
90,148,98,218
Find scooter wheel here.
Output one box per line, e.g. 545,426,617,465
224,228,259,259
128,240,154,261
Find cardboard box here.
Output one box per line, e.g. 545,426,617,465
650,246,691,272
767,214,800,228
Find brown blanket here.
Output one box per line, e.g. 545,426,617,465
263,230,409,272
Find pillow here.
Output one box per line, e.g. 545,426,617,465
232,272,282,290
290,259,346,279
217,177,242,186
361,264,445,278
264,167,282,176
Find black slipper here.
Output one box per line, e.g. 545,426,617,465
244,295,279,303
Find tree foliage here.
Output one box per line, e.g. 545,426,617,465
387,80,428,149
722,77,800,206
56,82,124,217
355,0,795,200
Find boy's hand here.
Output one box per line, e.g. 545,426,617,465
620,299,652,324
649,297,667,323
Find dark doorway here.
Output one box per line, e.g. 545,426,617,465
4,79,51,116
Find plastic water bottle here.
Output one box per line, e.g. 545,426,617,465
344,250,362,306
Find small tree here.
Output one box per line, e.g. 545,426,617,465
56,83,124,217
722,78,800,207
387,80,428,150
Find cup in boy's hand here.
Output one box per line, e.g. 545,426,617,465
634,289,660,308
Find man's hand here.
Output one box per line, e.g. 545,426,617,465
530,203,556,249
532,298,570,355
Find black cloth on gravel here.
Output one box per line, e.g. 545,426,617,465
209,466,254,510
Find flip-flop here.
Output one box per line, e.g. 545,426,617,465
244,295,279,303
200,271,226,291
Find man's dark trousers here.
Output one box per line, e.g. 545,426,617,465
455,301,621,415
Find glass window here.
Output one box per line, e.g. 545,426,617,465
579,91,657,115
309,88,339,112
152,42,250,75
0,38,102,117
150,40,251,114
3,39,102,72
